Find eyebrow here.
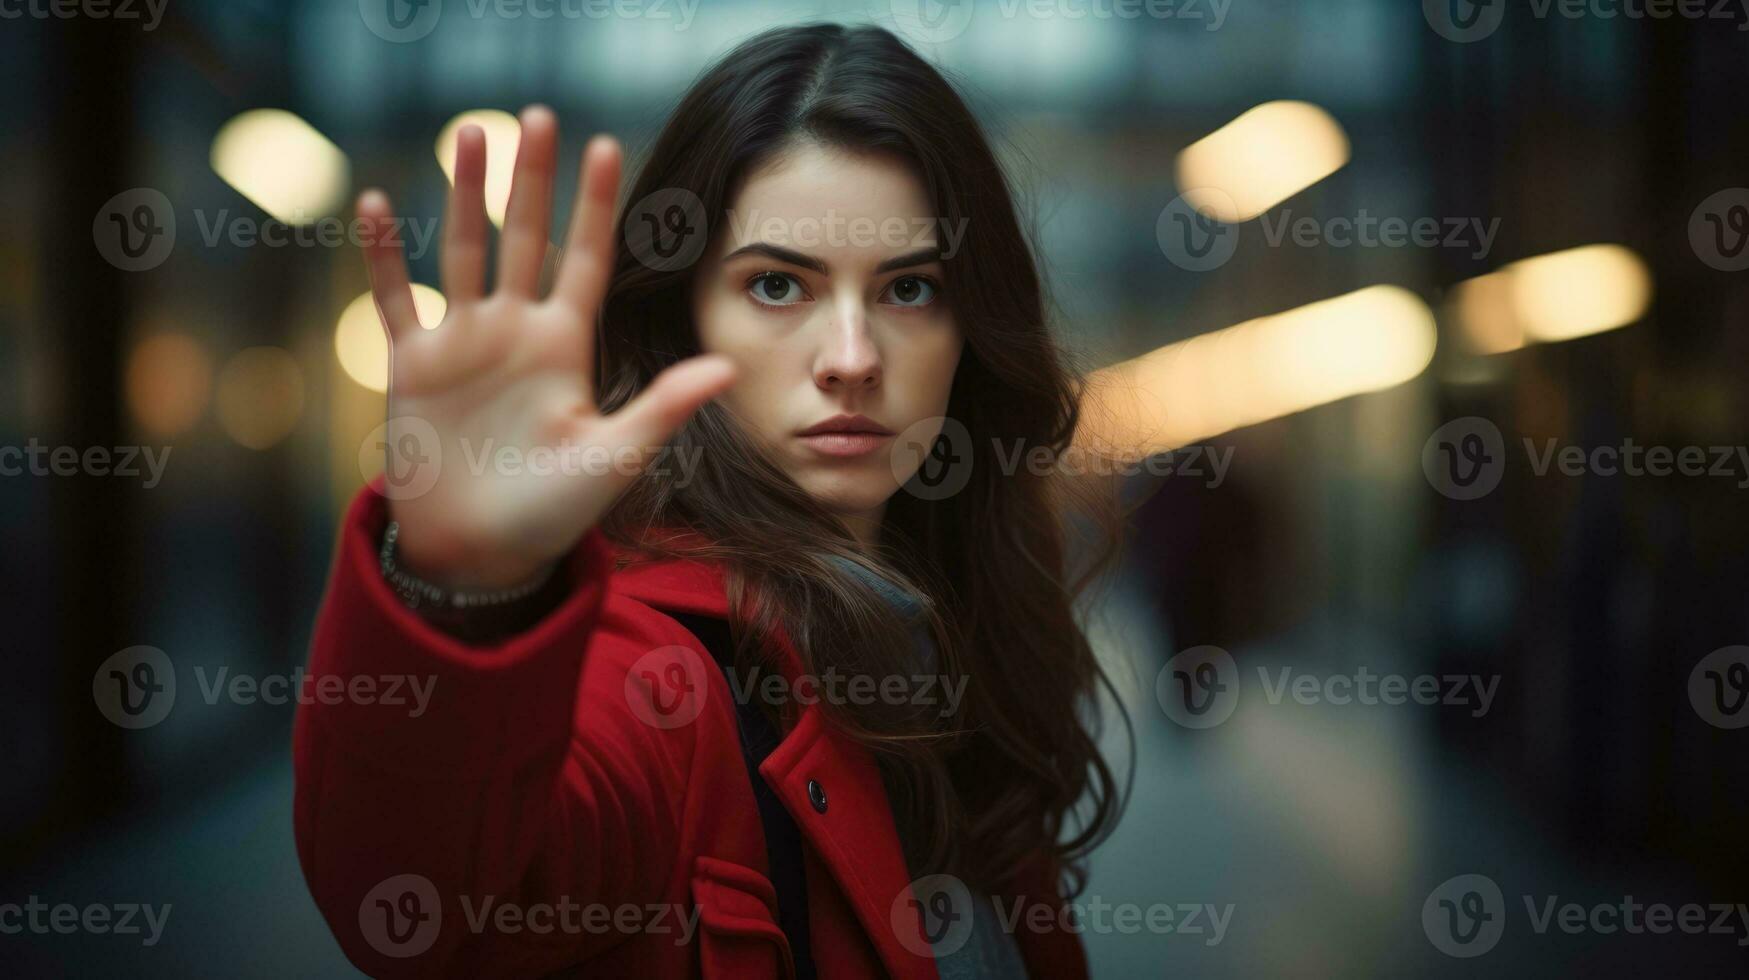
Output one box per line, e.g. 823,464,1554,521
720,242,943,275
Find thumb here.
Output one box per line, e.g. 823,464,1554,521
592,354,738,466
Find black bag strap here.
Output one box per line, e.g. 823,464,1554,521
670,612,817,980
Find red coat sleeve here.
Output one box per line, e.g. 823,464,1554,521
292,485,696,977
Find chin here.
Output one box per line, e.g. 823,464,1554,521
795,467,898,519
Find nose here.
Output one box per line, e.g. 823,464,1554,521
812,303,882,392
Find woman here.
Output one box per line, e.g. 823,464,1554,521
295,22,1127,979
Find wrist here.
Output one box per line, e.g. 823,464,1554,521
380,521,559,608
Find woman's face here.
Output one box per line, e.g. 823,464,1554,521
692,143,963,541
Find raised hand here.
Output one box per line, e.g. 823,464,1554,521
358,106,735,590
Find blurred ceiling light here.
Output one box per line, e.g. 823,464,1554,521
334,285,447,393
126,333,213,437
216,347,305,450
436,110,522,226
1175,100,1351,223
1084,285,1437,454
1452,244,1652,353
211,109,350,225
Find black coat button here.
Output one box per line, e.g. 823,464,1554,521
807,779,827,813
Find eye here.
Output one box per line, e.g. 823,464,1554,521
746,271,808,308
881,275,939,308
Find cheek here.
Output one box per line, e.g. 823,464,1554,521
899,328,963,413
695,294,791,443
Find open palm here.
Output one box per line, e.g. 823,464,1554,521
359,106,734,590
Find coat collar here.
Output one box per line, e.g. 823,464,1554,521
606,537,940,980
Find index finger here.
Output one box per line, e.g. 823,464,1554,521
552,135,623,314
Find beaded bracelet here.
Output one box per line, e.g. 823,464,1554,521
378,521,558,611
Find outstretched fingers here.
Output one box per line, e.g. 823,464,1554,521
358,189,420,340
442,124,489,302
497,105,559,297
553,135,623,314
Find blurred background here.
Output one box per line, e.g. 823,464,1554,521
4,0,1748,975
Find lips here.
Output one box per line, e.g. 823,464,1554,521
796,414,895,458
796,414,894,437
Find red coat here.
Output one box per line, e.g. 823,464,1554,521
293,485,1090,978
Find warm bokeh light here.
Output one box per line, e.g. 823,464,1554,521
1452,244,1652,353
436,110,523,226
125,333,214,437
210,109,350,224
1083,285,1438,454
334,285,448,393
1175,101,1350,223
215,346,305,450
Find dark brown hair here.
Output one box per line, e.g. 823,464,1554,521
597,22,1129,897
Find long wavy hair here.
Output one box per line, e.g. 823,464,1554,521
597,22,1129,897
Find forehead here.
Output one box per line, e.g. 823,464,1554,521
722,143,940,252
